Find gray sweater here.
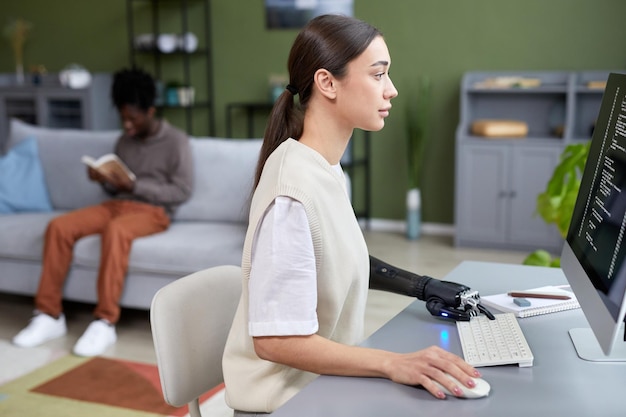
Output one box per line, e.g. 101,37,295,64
112,120,193,217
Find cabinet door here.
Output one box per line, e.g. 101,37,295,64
38,89,87,129
509,144,562,250
456,143,510,244
0,91,38,134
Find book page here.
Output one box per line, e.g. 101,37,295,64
81,154,136,182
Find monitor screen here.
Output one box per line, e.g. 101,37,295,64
561,72,626,361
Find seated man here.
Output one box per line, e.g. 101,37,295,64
13,67,194,356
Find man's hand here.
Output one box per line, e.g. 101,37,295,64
109,170,135,192
87,166,111,183
87,166,135,192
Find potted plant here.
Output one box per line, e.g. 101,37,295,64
405,75,431,240
523,141,590,267
3,18,32,85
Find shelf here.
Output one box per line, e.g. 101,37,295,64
132,48,210,56
575,87,607,94
457,71,620,145
157,100,211,109
127,0,215,136
467,86,568,94
463,136,562,144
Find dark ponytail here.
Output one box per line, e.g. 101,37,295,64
253,14,381,188
254,88,303,187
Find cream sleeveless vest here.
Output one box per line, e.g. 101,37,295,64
223,139,369,412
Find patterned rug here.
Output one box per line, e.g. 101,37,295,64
0,339,65,386
0,346,230,417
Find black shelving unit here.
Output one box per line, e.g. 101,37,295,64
126,0,215,136
343,130,371,226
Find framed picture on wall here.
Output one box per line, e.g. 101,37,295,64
265,0,354,29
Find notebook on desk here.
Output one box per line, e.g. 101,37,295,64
480,285,580,318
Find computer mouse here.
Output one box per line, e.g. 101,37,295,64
432,374,491,399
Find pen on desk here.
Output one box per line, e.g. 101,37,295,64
507,292,571,300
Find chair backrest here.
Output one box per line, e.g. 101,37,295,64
150,265,242,417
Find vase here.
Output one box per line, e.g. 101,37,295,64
15,63,24,85
406,188,421,240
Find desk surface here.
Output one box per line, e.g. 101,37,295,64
271,261,626,417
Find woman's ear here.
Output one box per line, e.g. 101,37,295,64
313,69,337,100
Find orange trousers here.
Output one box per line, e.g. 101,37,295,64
35,200,170,323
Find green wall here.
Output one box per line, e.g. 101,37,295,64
1,0,625,224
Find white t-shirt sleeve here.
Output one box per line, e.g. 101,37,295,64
248,196,319,337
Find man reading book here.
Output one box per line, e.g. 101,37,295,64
12,67,194,356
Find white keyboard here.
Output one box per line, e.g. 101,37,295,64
456,312,534,367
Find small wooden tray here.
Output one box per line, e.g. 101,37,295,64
471,119,528,138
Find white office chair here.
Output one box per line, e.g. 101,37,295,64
150,265,242,417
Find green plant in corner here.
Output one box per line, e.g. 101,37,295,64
405,75,431,240
3,18,32,85
523,141,591,267
406,75,431,190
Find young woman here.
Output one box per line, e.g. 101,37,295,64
223,14,481,414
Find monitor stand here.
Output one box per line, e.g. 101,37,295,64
569,327,626,362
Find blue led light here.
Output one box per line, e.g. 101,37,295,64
441,312,449,317
441,330,449,342
440,329,450,349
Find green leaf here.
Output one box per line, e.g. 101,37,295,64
535,142,589,227
523,250,553,267
526,141,590,261
406,76,431,190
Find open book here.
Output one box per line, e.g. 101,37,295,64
480,285,580,318
81,154,136,182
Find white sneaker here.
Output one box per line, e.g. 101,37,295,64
12,313,67,348
73,319,117,357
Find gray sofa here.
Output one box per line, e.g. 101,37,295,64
0,119,261,310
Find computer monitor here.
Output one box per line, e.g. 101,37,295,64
561,72,626,362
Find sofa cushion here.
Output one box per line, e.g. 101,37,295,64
175,137,261,222
8,119,119,211
0,137,53,213
0,212,59,261
72,222,247,275
0,213,246,276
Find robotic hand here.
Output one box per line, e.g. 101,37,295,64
369,256,495,321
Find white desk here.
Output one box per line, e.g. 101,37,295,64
271,261,626,417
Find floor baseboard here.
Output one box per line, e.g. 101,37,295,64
360,218,455,237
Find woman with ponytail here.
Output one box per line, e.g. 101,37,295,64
223,14,480,414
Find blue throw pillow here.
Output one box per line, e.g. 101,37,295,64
0,137,53,213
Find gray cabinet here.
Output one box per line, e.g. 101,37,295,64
456,142,562,251
0,73,119,150
509,144,562,248
455,70,624,252
456,143,509,244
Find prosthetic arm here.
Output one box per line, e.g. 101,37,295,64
369,256,494,321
